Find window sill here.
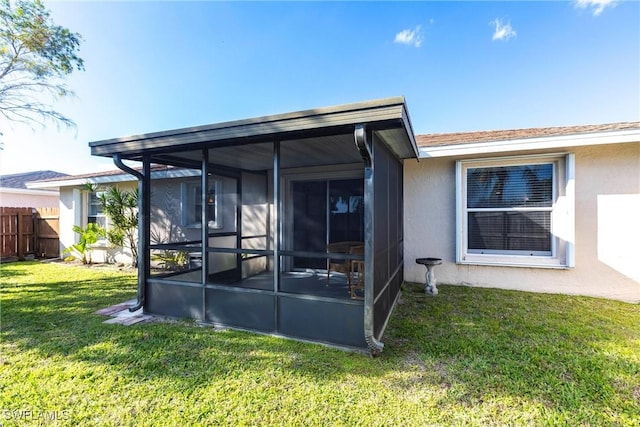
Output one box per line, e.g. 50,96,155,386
89,241,111,249
458,255,571,269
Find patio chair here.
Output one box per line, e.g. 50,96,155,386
348,245,365,300
326,241,363,286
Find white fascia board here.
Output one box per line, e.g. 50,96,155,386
419,129,640,158
0,187,59,196
27,174,135,189
27,168,201,190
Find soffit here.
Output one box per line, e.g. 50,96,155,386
152,134,365,171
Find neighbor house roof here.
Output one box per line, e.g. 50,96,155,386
26,165,198,190
416,121,640,158
29,165,170,184
0,170,68,189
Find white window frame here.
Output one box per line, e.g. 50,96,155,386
181,178,222,230
86,190,109,244
456,153,575,268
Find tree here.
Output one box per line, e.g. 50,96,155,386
98,186,139,267
0,0,84,131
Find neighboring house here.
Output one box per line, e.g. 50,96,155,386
30,98,640,353
0,170,68,208
28,166,174,265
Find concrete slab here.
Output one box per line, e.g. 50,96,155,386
97,300,151,326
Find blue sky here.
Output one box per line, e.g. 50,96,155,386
1,0,638,175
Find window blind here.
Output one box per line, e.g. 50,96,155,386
466,164,553,254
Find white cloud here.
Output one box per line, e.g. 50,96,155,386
575,0,617,16
490,18,517,41
394,26,424,48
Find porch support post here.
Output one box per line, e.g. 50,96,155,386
273,141,281,292
354,124,384,356
273,141,281,330
201,149,209,319
139,155,151,312
114,154,150,313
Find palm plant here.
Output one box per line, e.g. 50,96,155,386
98,186,139,267
63,223,106,264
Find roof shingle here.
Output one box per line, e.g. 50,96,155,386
416,122,640,148
0,170,69,189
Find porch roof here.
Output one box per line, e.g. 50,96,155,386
89,97,419,163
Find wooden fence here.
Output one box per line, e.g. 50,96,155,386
0,207,60,259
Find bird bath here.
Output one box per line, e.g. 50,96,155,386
416,258,442,295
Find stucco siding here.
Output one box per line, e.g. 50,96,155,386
404,143,640,302
59,188,80,257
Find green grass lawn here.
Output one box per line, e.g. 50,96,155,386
1,261,638,426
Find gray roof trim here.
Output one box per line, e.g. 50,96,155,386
90,97,417,159
400,102,419,158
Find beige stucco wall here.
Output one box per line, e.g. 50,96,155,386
404,142,640,302
59,187,81,258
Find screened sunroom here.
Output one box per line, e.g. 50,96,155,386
89,97,418,354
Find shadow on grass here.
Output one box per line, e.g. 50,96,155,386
0,263,30,279
2,262,374,384
2,261,639,423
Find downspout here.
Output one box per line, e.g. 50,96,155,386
354,124,384,356
113,154,148,312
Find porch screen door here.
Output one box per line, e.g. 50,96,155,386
291,178,364,269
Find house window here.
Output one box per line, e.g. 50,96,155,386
456,154,574,268
87,191,108,231
182,179,222,229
